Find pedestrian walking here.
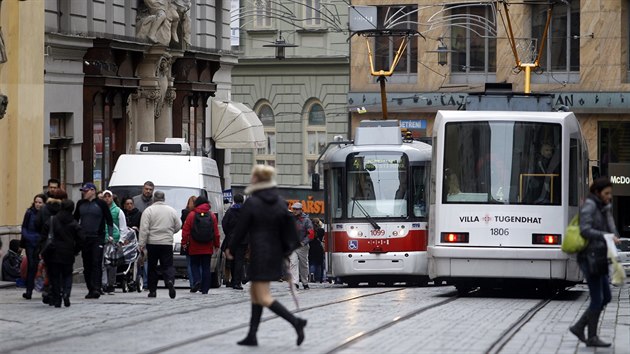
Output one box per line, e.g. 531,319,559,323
34,179,62,234
74,182,114,299
102,190,127,293
181,196,220,294
222,193,246,289
133,181,155,212
309,218,325,283
226,165,306,347
569,177,620,347
19,193,47,299
181,195,197,289
138,190,181,299
289,202,313,290
41,199,84,308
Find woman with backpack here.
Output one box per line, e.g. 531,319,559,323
181,196,220,294
226,165,306,347
569,177,620,347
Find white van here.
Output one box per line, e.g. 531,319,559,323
108,139,225,288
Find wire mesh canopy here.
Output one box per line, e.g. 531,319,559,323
210,100,266,149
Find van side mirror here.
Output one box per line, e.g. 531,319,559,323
312,173,320,191
592,166,601,180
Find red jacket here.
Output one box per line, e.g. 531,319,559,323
182,203,221,255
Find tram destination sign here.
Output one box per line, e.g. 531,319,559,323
609,163,630,196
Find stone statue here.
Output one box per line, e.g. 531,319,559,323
172,0,191,46
136,0,180,46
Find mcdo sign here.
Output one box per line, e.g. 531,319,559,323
609,163,630,196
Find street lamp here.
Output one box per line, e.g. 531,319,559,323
427,37,452,67
263,32,298,60
437,40,448,66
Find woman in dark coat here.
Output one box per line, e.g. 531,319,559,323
20,193,47,299
122,197,142,232
41,198,84,308
569,177,619,347
226,165,306,347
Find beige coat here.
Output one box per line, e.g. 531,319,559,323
139,201,182,247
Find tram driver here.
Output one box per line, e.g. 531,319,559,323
524,142,560,204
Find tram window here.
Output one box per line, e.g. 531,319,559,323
443,121,561,205
346,152,409,217
569,139,578,206
331,168,342,218
412,166,427,217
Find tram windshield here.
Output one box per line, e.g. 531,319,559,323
347,152,409,217
443,121,562,205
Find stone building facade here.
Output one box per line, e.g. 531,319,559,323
0,1,45,251
44,0,238,203
348,0,630,236
230,0,350,206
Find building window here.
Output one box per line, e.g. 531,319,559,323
304,0,321,26
375,5,418,83
49,113,72,187
450,5,496,75
255,101,276,166
532,2,579,72
304,100,326,184
255,0,272,28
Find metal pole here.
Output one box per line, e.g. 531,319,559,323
378,76,388,120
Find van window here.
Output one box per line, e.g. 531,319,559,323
109,186,203,211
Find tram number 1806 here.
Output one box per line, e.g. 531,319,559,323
490,228,510,236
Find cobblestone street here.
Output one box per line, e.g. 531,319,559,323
1,280,627,354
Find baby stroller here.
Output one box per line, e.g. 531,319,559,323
104,228,143,293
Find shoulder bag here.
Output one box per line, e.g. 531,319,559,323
561,214,587,254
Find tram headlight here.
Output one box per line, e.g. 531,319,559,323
348,229,359,237
398,227,409,236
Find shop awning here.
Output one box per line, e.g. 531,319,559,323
210,99,266,149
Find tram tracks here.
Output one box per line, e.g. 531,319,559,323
4,287,408,354
485,298,552,354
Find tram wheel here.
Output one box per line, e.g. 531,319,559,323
368,281,378,287
347,282,359,288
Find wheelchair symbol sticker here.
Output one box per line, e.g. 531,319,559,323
348,240,358,250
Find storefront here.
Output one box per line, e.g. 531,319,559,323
232,186,325,220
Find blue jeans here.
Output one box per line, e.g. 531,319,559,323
189,254,212,293
309,263,324,282
186,255,194,287
580,262,612,311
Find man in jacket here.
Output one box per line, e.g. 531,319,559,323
133,181,155,212
289,202,313,290
222,193,245,289
74,182,114,299
139,190,182,298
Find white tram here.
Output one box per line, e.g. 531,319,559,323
320,120,431,286
428,111,589,292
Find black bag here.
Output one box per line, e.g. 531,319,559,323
586,242,609,277
191,212,215,244
40,216,56,261
280,210,300,256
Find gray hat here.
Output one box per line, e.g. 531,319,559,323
291,202,302,210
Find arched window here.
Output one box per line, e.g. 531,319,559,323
304,100,326,183
254,100,276,167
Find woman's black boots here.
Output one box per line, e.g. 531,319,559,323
237,304,263,346
586,310,611,347
268,301,307,346
569,310,589,342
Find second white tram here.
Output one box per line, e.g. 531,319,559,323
428,111,589,291
321,120,432,286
